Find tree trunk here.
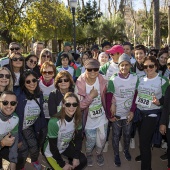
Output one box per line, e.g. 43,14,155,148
153,0,160,49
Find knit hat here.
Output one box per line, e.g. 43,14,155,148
118,53,131,66
84,58,100,69
106,45,124,55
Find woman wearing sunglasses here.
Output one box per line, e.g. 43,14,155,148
48,70,74,117
75,58,108,167
0,67,13,94
39,61,56,122
6,52,25,96
16,70,47,170
38,48,53,67
25,54,41,78
134,55,169,170
44,92,87,170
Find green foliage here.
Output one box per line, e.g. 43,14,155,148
99,13,127,43
77,0,102,27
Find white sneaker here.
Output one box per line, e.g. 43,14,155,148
103,141,108,152
130,138,135,149
119,141,122,152
161,142,167,149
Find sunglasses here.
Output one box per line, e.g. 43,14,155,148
42,71,54,75
86,68,99,72
42,55,51,58
29,59,37,65
65,102,78,107
58,78,69,83
0,74,10,79
11,57,24,62
0,100,17,106
9,47,20,51
167,63,170,66
143,64,155,69
150,52,157,57
25,78,37,84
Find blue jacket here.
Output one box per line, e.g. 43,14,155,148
16,91,47,142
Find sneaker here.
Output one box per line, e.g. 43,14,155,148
119,141,123,152
32,161,42,170
87,154,93,166
161,142,167,149
130,138,135,149
96,154,104,166
160,153,168,161
124,150,131,161
114,155,121,167
103,141,108,152
135,155,141,162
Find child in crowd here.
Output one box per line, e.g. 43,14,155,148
56,53,75,78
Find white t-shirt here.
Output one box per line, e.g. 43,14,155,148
14,72,20,86
57,66,74,77
39,80,55,118
23,99,41,130
105,62,119,81
85,78,108,129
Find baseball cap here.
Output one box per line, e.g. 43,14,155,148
118,53,131,66
106,45,124,55
84,58,100,69
64,42,72,47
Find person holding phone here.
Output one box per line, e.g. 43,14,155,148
106,53,138,167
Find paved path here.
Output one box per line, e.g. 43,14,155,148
3,135,168,170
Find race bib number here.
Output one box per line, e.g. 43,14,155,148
26,115,38,126
89,104,104,118
135,93,152,108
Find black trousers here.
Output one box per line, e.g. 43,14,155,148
62,142,87,170
139,116,157,170
0,147,10,168
166,128,170,168
16,126,40,169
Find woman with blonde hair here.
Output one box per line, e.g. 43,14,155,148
38,48,53,67
44,92,87,170
0,67,13,93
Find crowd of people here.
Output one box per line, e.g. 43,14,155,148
0,41,169,170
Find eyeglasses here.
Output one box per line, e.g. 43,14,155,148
9,47,20,51
58,79,69,83
42,71,54,75
25,78,37,84
0,74,10,79
0,100,17,106
167,63,170,66
29,59,37,65
86,68,99,72
65,102,78,107
11,57,24,62
143,64,155,69
42,55,51,58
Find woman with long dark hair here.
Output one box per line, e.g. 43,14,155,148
16,70,47,170
44,92,87,170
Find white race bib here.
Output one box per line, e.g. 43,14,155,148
136,93,152,108
89,102,104,119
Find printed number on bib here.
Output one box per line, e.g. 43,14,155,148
26,115,38,126
135,93,152,108
89,104,104,118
